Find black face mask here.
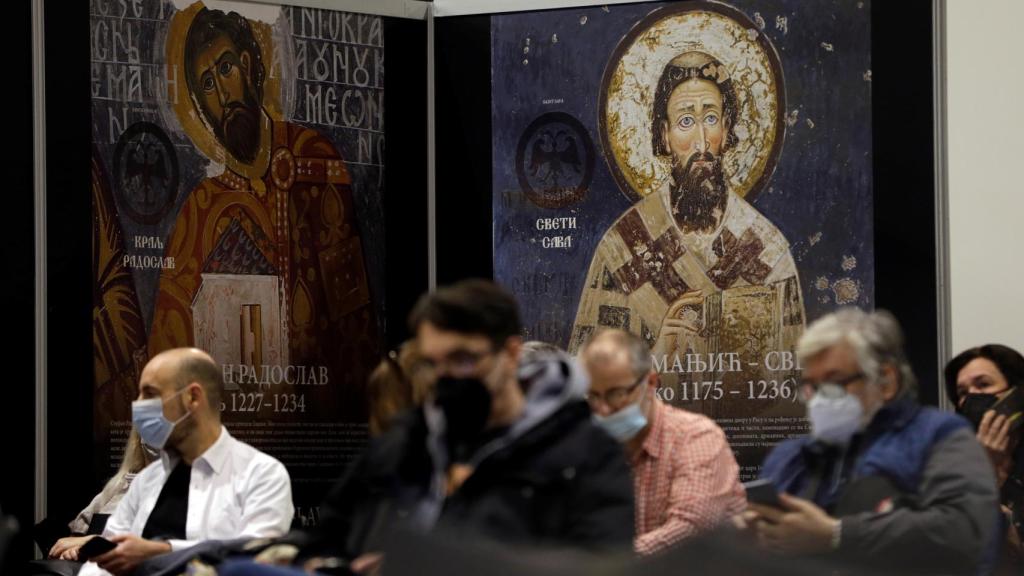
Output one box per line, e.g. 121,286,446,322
434,376,492,459
959,393,999,430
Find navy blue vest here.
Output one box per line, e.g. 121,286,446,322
760,399,970,509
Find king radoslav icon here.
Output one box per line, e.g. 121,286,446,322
149,6,377,419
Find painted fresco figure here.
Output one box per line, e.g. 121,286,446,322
94,146,149,426
149,6,377,420
571,51,805,419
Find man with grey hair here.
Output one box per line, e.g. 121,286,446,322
581,329,745,555
745,308,998,574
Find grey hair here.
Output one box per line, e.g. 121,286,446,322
797,308,917,396
521,340,562,363
582,328,653,378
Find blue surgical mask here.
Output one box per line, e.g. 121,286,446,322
132,387,192,450
593,385,648,442
807,384,863,446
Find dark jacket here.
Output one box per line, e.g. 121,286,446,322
289,350,635,559
761,398,999,575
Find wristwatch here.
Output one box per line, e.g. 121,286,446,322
830,519,843,550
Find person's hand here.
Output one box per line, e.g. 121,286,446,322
253,544,299,565
749,493,838,556
93,535,171,576
977,410,1013,484
349,553,384,576
1002,504,1022,555
446,464,473,496
730,510,760,532
48,534,94,560
655,292,705,354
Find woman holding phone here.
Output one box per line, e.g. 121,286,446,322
946,344,1024,574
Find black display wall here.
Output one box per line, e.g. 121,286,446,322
4,0,942,567
7,3,428,567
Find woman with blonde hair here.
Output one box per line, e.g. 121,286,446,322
47,429,154,560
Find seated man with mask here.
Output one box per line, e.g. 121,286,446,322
745,309,998,575
580,329,745,554
76,348,294,576
238,280,634,575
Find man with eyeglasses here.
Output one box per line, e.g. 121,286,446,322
743,308,999,575
579,329,745,555
406,280,634,549
236,280,634,575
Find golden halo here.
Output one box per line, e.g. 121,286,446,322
600,1,786,202
166,1,284,178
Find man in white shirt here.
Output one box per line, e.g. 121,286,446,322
75,348,293,576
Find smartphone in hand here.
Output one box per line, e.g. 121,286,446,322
743,478,783,508
78,536,117,560
992,387,1024,431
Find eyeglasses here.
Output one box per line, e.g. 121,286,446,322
586,374,646,408
422,348,495,379
798,372,865,402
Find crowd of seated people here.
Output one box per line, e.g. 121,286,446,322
24,280,1020,576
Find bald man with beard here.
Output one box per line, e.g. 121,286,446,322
74,348,293,576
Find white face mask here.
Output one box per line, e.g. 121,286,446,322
593,383,649,443
807,383,864,446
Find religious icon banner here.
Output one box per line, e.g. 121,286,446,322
91,0,385,516
492,0,873,478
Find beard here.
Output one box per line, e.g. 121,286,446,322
669,151,728,233
212,87,261,164
164,406,197,453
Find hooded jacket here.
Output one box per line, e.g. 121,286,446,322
288,348,635,559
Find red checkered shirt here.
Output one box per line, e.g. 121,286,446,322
632,397,747,554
